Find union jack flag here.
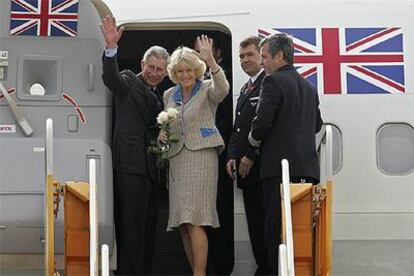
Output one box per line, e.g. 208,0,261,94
258,28,405,94
10,0,79,37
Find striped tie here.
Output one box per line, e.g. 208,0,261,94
247,79,254,91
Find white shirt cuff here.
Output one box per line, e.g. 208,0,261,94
105,47,118,58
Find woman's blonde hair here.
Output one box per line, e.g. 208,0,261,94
167,46,206,84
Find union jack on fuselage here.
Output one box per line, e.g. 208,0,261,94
10,0,79,37
259,27,405,94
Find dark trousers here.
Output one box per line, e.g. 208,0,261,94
114,171,158,275
242,184,267,275
261,178,282,275
208,154,234,275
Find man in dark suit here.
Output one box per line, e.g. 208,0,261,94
100,16,169,275
249,33,323,275
194,34,234,275
226,36,267,275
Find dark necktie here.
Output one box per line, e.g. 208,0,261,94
246,79,254,92
150,87,160,99
241,79,253,96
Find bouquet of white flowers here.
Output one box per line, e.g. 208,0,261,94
148,108,179,166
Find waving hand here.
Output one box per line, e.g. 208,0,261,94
194,35,219,71
100,15,124,49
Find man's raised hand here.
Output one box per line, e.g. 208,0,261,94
100,15,124,49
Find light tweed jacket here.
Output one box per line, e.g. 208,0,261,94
163,68,230,158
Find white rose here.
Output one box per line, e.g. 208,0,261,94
157,111,169,124
167,108,179,119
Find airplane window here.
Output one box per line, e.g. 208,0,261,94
377,123,414,175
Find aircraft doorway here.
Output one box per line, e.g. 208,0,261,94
116,25,233,94
117,24,233,275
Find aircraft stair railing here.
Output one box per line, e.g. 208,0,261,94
89,158,110,276
45,118,109,276
101,244,110,276
318,125,333,185
89,158,98,276
279,159,295,276
45,118,55,276
315,125,333,275
279,125,333,276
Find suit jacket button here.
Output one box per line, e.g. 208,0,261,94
237,128,240,132
237,111,241,115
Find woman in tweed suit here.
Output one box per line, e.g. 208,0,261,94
158,35,229,276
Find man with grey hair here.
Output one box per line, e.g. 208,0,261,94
100,15,169,275
140,45,170,110
249,33,323,274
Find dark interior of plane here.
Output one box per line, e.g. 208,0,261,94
118,29,232,92
117,29,232,275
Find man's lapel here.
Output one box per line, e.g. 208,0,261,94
236,82,250,111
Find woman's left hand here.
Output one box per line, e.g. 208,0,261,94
194,35,219,71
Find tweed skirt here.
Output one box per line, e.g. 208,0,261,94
167,146,220,231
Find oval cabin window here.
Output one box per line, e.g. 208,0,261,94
377,123,414,175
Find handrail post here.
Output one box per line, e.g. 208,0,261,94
45,119,54,276
319,144,327,185
324,125,333,275
325,125,333,182
46,119,53,176
278,244,288,276
101,244,109,276
317,124,334,275
318,124,333,185
281,159,295,276
89,159,98,276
